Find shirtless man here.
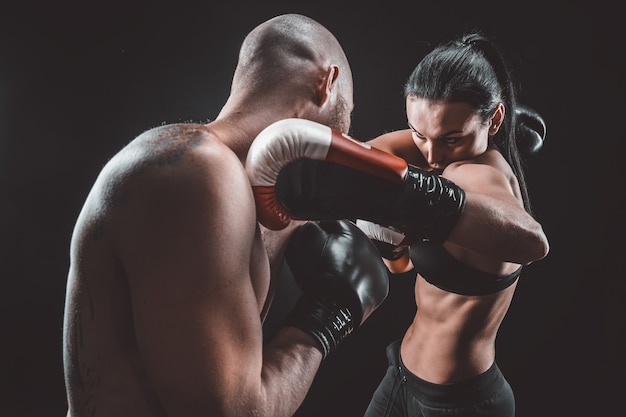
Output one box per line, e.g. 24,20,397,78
62,14,388,417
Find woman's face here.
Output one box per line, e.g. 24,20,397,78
406,97,502,174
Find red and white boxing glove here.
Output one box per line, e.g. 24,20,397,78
245,118,466,244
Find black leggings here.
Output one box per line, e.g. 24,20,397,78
363,340,515,417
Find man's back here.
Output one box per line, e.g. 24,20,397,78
64,123,272,416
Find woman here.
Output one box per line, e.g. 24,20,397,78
361,32,550,417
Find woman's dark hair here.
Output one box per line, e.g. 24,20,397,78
404,33,533,214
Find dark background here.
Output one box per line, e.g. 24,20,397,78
1,1,624,416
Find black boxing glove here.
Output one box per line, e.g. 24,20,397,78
515,104,546,156
285,220,389,359
245,118,465,244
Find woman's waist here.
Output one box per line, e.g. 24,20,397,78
400,321,497,383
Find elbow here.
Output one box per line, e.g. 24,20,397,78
521,229,550,266
536,234,550,261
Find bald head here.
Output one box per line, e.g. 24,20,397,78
231,14,352,102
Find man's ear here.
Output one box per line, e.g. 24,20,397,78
489,102,505,136
317,65,340,107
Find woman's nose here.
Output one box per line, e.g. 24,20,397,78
425,143,441,164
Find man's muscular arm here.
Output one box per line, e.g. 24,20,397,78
115,137,321,417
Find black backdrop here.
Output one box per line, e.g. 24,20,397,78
1,1,624,416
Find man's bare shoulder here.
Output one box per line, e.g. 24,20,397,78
81,123,244,226
99,123,239,186
119,123,231,165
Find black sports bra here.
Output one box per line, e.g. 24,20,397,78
410,241,521,296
